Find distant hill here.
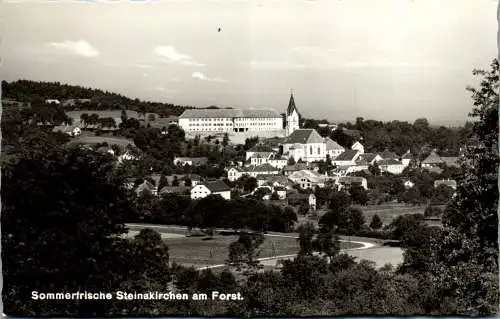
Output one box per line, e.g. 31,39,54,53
1,80,192,118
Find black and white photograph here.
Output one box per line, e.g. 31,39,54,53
1,0,498,317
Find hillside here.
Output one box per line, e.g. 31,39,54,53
1,80,191,117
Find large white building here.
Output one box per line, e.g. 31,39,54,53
178,92,301,137
282,129,327,163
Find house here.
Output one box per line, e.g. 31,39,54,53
191,180,231,200
282,129,327,163
256,174,292,188
357,153,383,165
45,99,60,104
336,176,368,190
378,159,406,175
283,163,309,176
434,179,457,190
441,157,460,168
135,180,157,196
247,152,275,166
288,170,329,190
52,125,82,137
159,186,190,196
173,157,208,166
324,137,345,159
379,149,399,160
404,180,415,189
332,150,361,166
267,154,288,169
421,150,443,168
117,150,139,164
351,141,365,154
246,145,275,160
227,164,280,181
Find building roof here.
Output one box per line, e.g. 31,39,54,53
159,186,190,194
199,180,231,193
338,176,367,184
378,159,403,166
179,108,280,119
287,93,300,116
379,150,399,160
355,158,370,165
289,170,326,183
248,144,274,152
441,157,460,167
422,151,443,164
358,153,378,163
324,137,344,151
244,163,279,172
284,163,309,171
334,150,359,161
174,157,208,165
434,179,457,188
285,129,324,144
249,152,274,159
426,166,444,174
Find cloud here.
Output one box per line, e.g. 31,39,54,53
49,40,99,58
192,72,227,82
246,60,306,70
133,63,152,69
144,86,175,93
154,45,205,66
340,61,442,69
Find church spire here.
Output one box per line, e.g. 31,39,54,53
287,90,298,116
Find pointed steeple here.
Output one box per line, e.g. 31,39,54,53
287,91,298,116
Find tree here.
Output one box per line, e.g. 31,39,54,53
349,184,369,205
270,192,280,200
120,108,128,124
369,214,383,230
157,174,169,191
429,59,499,315
172,175,180,186
147,113,156,122
287,156,296,165
227,232,265,272
222,133,229,147
184,178,192,187
296,222,316,256
424,205,442,218
235,175,257,193
2,144,148,316
368,162,381,176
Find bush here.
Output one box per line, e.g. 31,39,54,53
424,205,443,218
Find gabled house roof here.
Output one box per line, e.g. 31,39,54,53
434,179,457,188
284,163,309,172
285,129,324,144
441,157,460,167
289,170,326,184
159,186,190,195
334,150,359,161
248,144,274,152
378,159,403,166
355,158,370,166
338,176,366,184
324,137,344,151
358,153,379,163
422,151,443,164
249,152,274,159
379,150,399,160
198,180,231,193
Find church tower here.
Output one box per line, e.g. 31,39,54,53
286,91,300,136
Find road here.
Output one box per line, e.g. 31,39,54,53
125,223,403,271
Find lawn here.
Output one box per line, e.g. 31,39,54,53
165,234,362,269
70,134,134,147
67,110,141,124
352,203,426,226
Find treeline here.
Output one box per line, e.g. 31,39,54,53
304,117,474,156
132,192,297,233
2,80,190,117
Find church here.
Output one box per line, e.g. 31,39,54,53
178,92,301,137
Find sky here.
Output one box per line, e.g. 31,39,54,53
1,0,497,126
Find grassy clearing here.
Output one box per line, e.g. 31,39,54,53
162,233,361,268
67,110,141,122
352,203,426,226
70,135,134,147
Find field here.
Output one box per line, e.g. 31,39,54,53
67,110,141,125
352,203,426,226
126,226,362,269
70,133,134,147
